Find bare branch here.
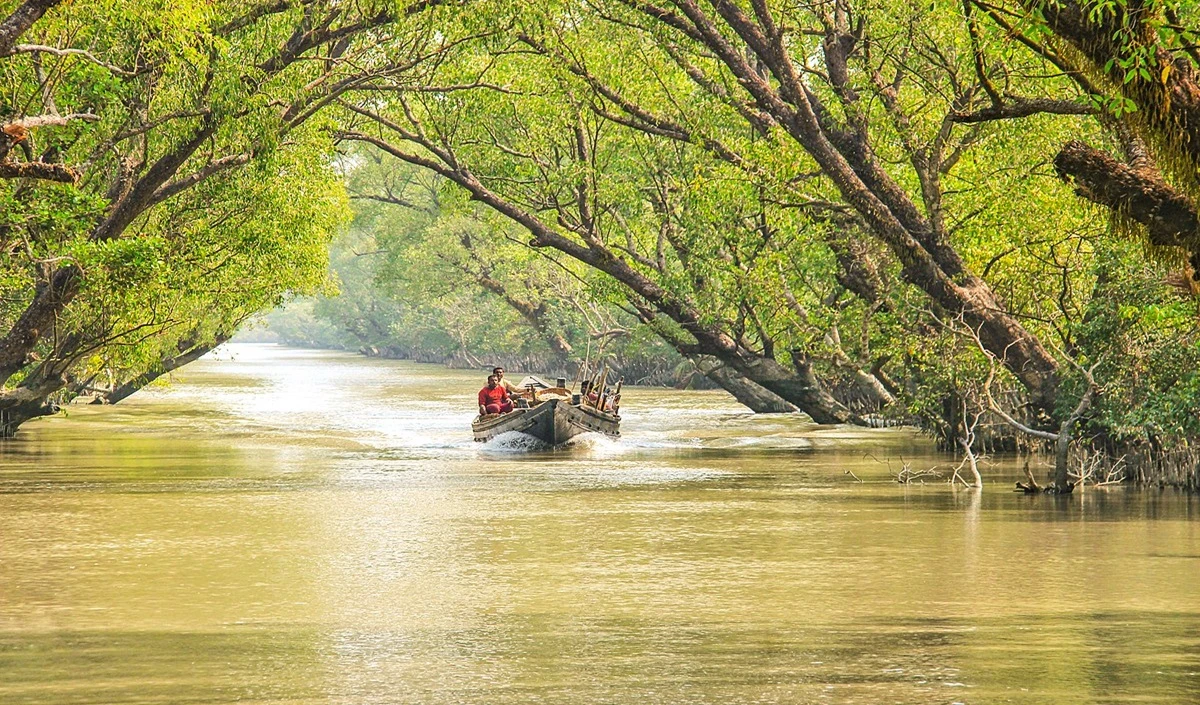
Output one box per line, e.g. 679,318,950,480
8,44,132,74
4,112,100,131
349,193,419,209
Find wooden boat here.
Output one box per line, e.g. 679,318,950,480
472,398,620,445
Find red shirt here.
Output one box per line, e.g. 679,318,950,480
479,385,509,406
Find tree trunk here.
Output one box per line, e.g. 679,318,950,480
470,264,573,359
0,397,58,437
849,367,895,407
0,265,79,385
1053,428,1072,493
0,368,68,437
697,357,796,413
97,334,230,405
722,350,857,425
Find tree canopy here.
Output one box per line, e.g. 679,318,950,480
4,0,1200,488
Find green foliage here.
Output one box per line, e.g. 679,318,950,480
1,0,357,407
1073,243,1200,439
5,0,1200,470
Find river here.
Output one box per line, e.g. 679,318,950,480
1,344,1197,704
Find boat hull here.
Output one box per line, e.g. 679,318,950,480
472,399,619,445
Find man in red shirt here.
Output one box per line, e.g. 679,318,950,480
478,375,513,415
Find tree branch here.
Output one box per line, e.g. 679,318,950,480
8,43,132,74
0,159,76,181
0,0,62,57
1054,140,1199,250
148,153,253,207
950,96,1095,123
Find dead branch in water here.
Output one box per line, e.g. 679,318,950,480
952,398,984,488
865,453,942,484
1016,457,1042,493
949,318,1100,492
1070,448,1127,487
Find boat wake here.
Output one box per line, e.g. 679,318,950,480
479,431,551,452
561,432,624,453
478,430,627,454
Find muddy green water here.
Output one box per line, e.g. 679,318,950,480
1,344,1197,704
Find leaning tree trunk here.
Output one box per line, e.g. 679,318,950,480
0,397,58,437
0,370,66,437
0,266,79,385
1054,139,1200,272
727,350,861,424
697,357,796,413
472,270,574,360
96,334,231,405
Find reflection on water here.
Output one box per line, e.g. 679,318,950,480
1,344,1198,704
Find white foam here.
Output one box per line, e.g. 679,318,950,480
479,431,550,453
561,432,624,453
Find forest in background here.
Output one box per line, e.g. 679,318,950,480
254,157,697,388
3,0,1200,490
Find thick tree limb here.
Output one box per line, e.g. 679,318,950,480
4,112,100,130
1019,0,1200,168
148,153,253,207
697,358,796,413
0,113,98,181
0,265,78,384
217,0,307,36
101,333,232,405
0,159,76,181
350,192,419,209
950,97,1095,123
1054,140,1199,249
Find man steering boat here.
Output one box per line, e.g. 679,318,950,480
492,366,521,393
